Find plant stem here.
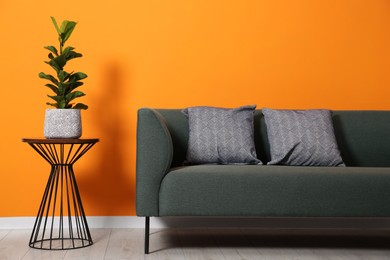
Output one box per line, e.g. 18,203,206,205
59,38,63,55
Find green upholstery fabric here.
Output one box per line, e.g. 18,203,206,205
159,165,390,217
136,108,390,217
136,109,173,216
332,111,390,167
157,109,189,167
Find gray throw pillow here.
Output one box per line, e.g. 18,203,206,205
182,105,262,165
262,108,345,166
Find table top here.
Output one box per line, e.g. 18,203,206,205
22,138,99,144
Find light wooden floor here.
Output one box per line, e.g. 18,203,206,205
1,228,390,259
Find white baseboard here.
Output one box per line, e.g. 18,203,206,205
2,216,390,230
0,216,144,229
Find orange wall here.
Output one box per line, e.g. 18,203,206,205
0,0,389,217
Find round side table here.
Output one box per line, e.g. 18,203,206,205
22,138,99,250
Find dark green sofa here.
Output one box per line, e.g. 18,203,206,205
136,108,390,253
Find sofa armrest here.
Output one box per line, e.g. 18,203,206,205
136,108,173,216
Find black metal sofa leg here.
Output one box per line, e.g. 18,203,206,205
145,217,150,254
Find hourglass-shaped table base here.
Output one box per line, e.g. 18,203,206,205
22,138,99,250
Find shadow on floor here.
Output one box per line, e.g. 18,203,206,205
149,228,390,253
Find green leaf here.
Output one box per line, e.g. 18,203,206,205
69,72,87,81
57,82,70,96
44,61,58,73
59,20,68,33
62,46,75,55
46,102,58,108
68,81,84,91
39,72,59,85
60,20,77,44
72,81,84,86
58,81,69,90
50,17,61,35
45,83,59,94
58,71,70,82
66,91,85,102
38,72,50,80
58,100,67,109
59,47,82,62
45,60,60,72
64,21,77,42
65,50,82,61
49,55,67,70
44,45,58,56
47,94,62,102
73,103,88,110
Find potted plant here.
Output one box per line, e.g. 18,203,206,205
39,17,88,138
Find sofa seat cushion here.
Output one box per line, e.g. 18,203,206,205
159,165,390,217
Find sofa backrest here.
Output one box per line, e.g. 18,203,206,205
154,109,390,167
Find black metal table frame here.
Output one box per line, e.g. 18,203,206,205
22,138,98,250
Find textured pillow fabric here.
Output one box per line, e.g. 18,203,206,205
262,108,345,166
182,105,262,165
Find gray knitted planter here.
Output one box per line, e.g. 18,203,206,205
44,109,82,139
